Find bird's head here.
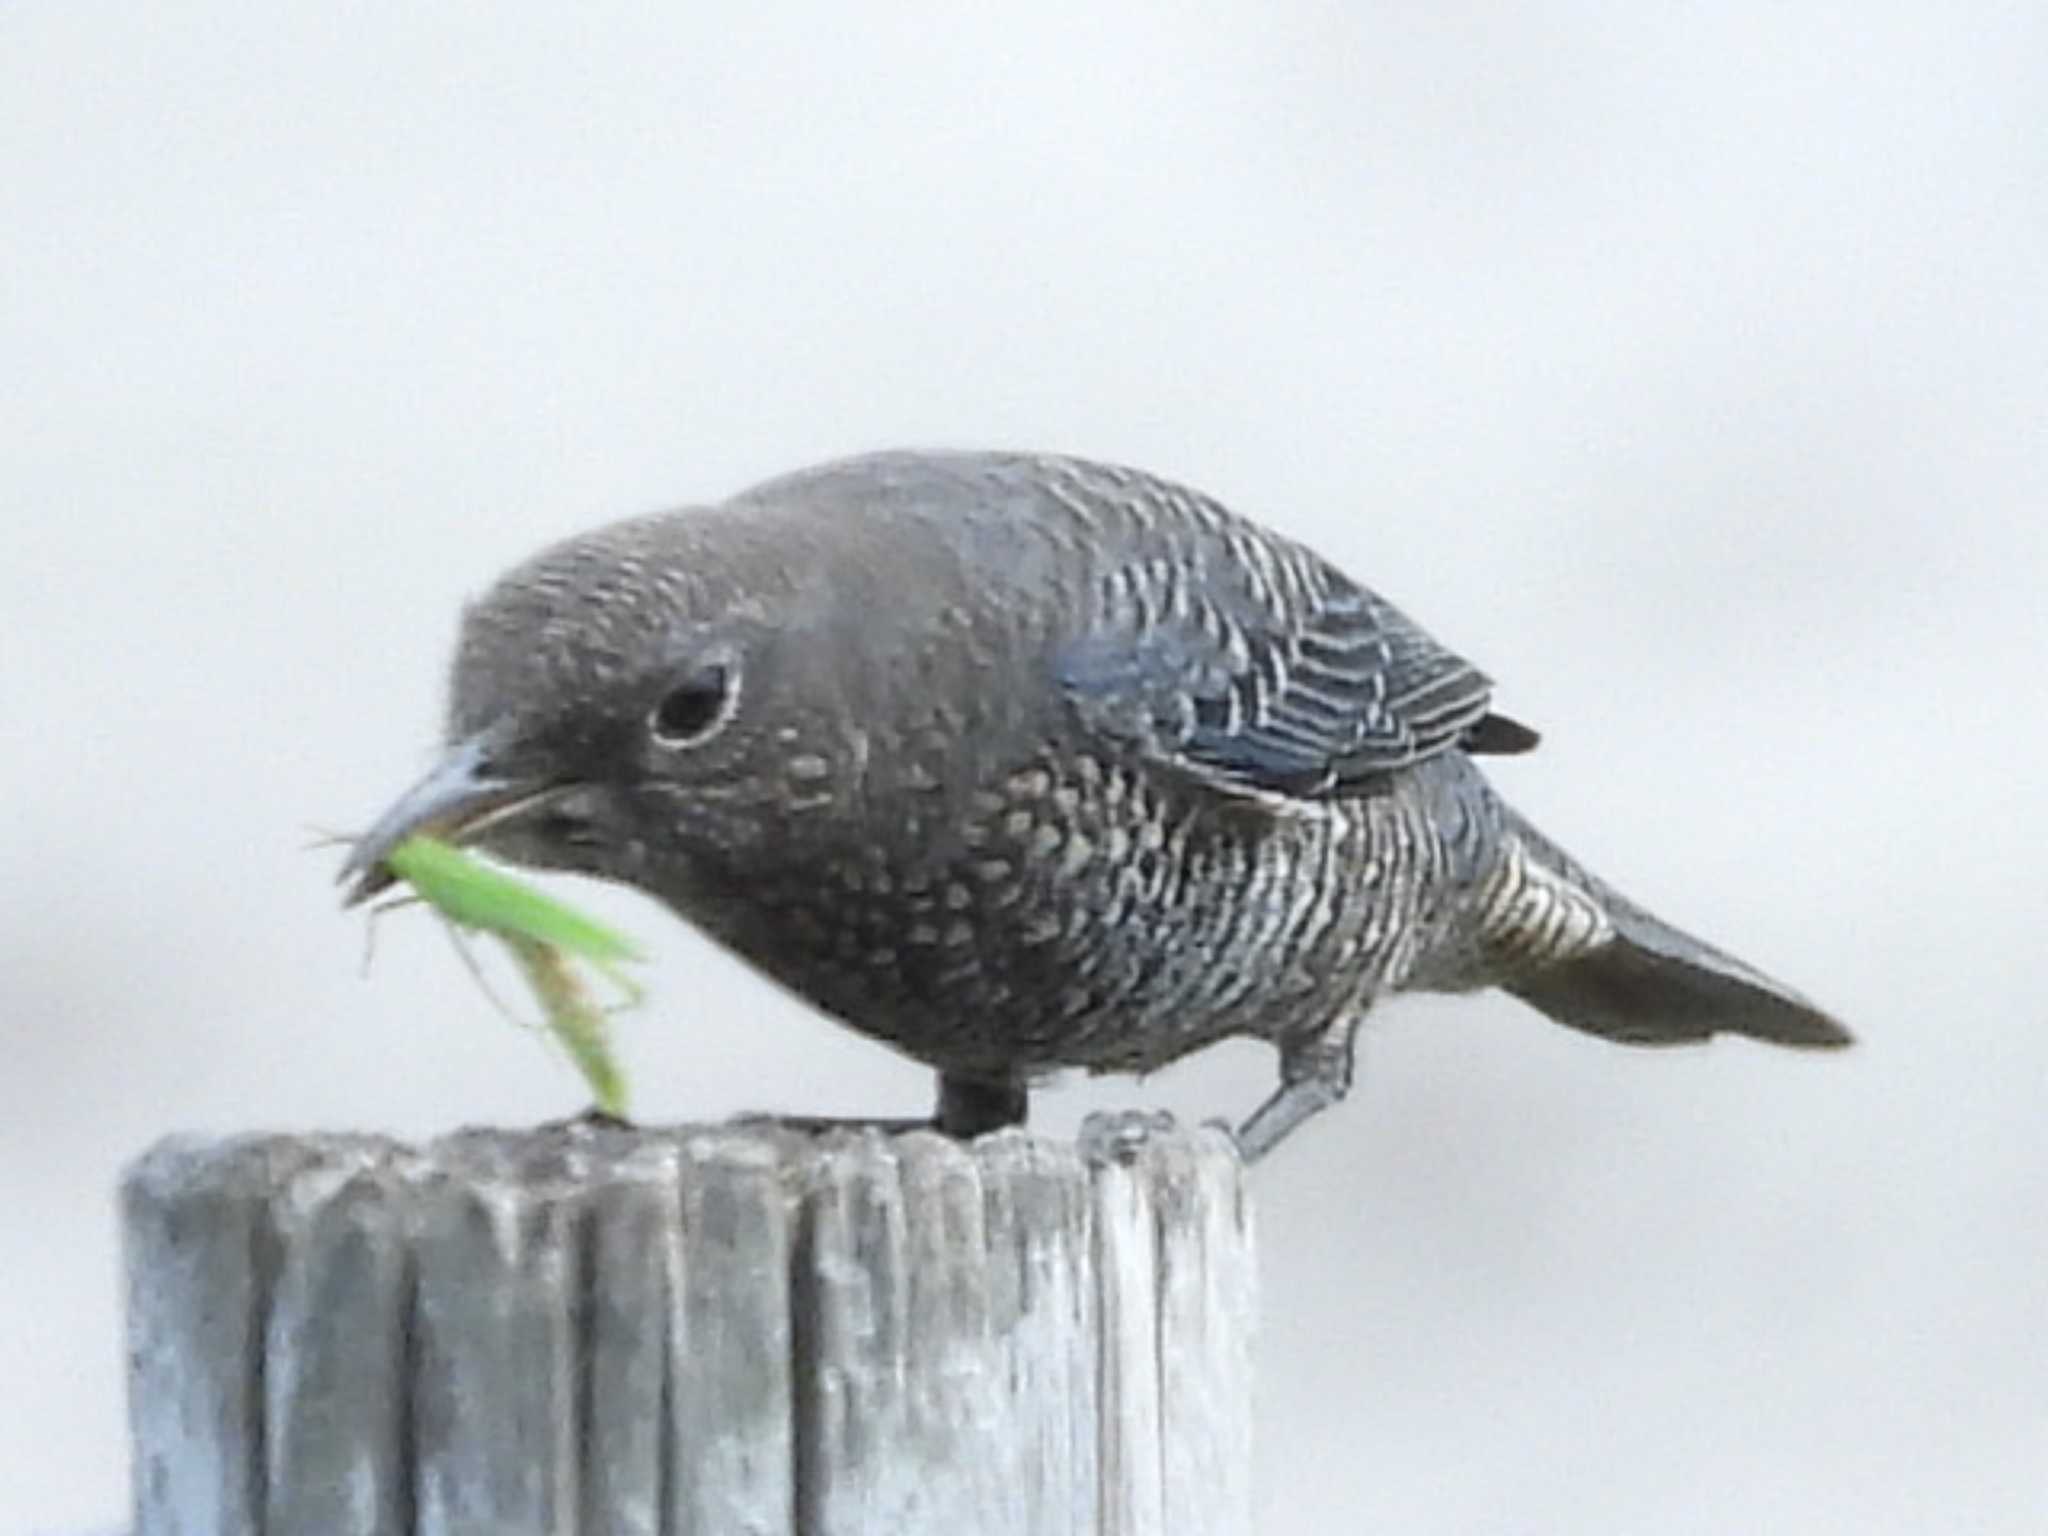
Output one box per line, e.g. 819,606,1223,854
340,507,839,907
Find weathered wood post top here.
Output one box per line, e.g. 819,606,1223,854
122,1121,1254,1536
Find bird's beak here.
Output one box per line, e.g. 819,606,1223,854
337,730,566,906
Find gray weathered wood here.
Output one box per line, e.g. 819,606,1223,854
121,1122,1253,1536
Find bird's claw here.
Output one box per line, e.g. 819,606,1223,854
1200,1114,1251,1160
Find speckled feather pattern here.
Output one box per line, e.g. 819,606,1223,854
457,456,1573,1064
411,449,1845,1150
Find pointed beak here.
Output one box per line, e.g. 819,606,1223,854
337,731,566,906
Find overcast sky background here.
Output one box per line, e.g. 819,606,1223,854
5,3,2044,1531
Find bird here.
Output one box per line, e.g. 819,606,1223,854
341,450,1850,1160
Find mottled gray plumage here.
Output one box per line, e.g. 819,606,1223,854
344,451,1850,1158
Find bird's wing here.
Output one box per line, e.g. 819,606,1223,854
1056,546,1536,799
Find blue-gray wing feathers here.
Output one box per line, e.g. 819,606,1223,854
1059,561,1535,798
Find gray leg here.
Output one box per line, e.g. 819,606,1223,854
732,1072,1026,1140
1233,1016,1362,1162
935,1071,1028,1137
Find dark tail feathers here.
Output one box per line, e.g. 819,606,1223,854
1500,817,1852,1051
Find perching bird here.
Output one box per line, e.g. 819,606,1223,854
343,451,1849,1159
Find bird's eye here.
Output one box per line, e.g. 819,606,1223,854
649,661,734,746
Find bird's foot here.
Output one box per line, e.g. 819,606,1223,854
935,1073,1028,1138
1078,1107,1180,1166
1202,1115,1250,1160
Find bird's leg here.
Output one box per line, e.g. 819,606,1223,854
1233,1015,1362,1162
935,1071,1028,1137
729,1071,1026,1142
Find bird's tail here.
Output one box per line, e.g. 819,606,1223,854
1479,808,1852,1050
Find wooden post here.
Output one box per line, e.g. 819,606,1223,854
120,1122,1254,1536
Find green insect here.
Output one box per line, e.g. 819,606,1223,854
375,835,643,1117
497,930,632,1120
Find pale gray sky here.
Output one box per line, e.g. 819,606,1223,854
5,3,2044,1530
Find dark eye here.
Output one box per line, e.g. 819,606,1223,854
649,661,734,745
